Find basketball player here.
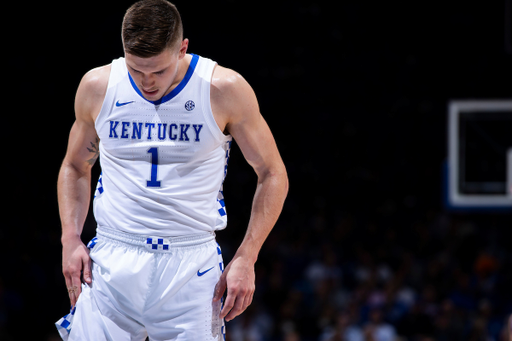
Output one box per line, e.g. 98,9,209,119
55,0,288,339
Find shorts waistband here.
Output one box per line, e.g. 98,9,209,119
96,225,216,251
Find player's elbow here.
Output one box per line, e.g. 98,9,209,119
59,157,93,181
261,163,289,196
280,167,289,197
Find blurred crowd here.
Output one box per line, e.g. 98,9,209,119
222,209,512,341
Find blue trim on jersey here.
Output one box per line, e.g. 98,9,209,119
128,54,199,106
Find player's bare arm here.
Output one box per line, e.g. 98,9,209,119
57,65,110,307
211,66,289,321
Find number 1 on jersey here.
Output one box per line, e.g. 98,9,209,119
147,147,161,187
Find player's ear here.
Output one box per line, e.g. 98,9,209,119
178,39,189,60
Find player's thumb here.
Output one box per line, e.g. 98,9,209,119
82,255,92,283
213,273,226,301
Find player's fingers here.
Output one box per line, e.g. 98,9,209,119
224,291,246,322
213,273,227,302
243,291,254,311
82,255,92,284
64,276,76,307
70,271,83,306
64,269,80,306
68,289,77,307
66,278,80,307
220,288,236,319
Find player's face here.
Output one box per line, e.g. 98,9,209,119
125,40,188,101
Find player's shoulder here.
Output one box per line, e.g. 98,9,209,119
75,64,111,122
210,64,260,131
211,65,247,94
78,64,111,99
211,65,257,109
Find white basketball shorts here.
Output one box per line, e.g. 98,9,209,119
55,226,226,341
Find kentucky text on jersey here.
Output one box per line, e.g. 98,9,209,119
108,120,204,142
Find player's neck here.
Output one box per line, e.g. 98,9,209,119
163,53,192,98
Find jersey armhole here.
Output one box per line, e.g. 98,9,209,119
201,60,232,143
94,58,126,130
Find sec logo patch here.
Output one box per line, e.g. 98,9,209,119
185,100,195,111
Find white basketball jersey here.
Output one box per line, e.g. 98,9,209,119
93,54,232,236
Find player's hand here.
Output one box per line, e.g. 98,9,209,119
213,255,255,322
62,236,92,307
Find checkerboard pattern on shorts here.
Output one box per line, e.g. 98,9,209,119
55,306,76,340
146,237,171,251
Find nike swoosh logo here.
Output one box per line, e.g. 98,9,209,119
197,267,214,277
116,100,134,107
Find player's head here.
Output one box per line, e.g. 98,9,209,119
122,0,189,101
122,0,183,58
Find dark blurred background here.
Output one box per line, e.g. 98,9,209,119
3,0,512,340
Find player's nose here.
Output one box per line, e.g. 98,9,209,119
141,74,155,88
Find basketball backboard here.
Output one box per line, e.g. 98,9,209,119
447,100,512,210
